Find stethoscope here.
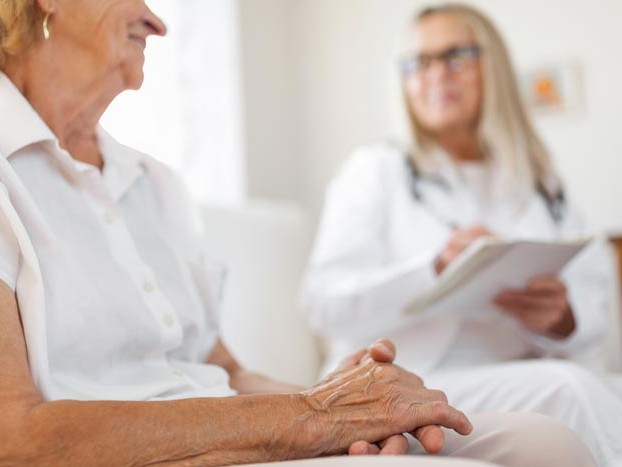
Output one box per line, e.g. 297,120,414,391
405,155,566,226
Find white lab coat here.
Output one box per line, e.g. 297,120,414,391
302,143,610,376
301,143,622,466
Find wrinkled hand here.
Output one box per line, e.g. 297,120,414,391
494,276,576,338
303,339,472,457
435,226,494,274
336,341,448,456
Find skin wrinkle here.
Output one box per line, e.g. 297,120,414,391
323,367,380,408
302,358,445,447
303,361,382,410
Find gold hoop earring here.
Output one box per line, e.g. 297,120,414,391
42,12,51,40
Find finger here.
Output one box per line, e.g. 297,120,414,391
447,230,490,257
495,293,558,313
413,425,445,454
436,244,465,273
411,401,472,436
456,226,493,245
349,440,381,456
407,387,449,403
496,288,560,300
469,225,493,236
528,276,566,292
337,348,368,371
434,250,453,274
365,339,396,363
445,229,470,249
446,234,472,252
426,389,448,404
378,434,410,455
500,299,570,333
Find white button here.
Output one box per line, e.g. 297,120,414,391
163,314,175,327
103,211,118,225
142,281,155,293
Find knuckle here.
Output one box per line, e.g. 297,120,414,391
372,361,396,379
430,400,451,419
544,315,558,328
430,389,448,403
409,373,424,386
551,297,563,309
371,361,385,375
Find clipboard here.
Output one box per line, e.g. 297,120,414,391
405,237,591,316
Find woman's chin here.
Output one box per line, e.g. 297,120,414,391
420,112,473,133
124,68,145,91
118,55,147,90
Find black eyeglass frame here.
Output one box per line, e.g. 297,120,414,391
399,44,482,76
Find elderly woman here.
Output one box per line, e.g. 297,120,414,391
0,1,597,466
302,3,622,467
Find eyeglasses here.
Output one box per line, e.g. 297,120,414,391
399,44,481,76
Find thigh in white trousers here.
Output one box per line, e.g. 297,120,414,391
425,360,622,466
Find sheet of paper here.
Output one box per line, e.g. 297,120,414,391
405,237,590,316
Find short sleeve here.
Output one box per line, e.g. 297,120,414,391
0,184,20,290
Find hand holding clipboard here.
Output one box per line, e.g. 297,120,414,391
405,235,590,322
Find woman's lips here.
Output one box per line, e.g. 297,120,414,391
129,35,146,49
427,90,458,106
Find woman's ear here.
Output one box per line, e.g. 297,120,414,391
35,0,57,16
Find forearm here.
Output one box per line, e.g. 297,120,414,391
3,394,320,467
206,340,304,395
229,369,304,395
303,257,437,339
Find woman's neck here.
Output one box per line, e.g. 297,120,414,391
4,48,123,169
436,128,484,163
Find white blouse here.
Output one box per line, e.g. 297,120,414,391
301,143,611,376
0,72,235,401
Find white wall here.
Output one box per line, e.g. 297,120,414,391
103,0,246,204
241,0,622,232
239,0,300,201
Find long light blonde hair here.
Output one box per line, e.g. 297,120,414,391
404,3,561,199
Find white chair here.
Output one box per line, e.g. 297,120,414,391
200,200,320,386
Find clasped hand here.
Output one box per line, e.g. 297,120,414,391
302,339,472,457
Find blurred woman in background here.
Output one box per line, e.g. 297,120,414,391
302,4,622,466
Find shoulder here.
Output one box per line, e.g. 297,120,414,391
323,142,410,208
345,142,407,169
335,142,408,184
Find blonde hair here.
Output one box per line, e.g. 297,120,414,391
0,0,44,68
404,3,561,199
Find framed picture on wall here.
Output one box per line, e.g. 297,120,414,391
521,61,584,115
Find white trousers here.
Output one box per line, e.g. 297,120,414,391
425,360,622,467
245,413,595,467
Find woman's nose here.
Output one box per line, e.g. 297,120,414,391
143,5,167,37
424,59,452,82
